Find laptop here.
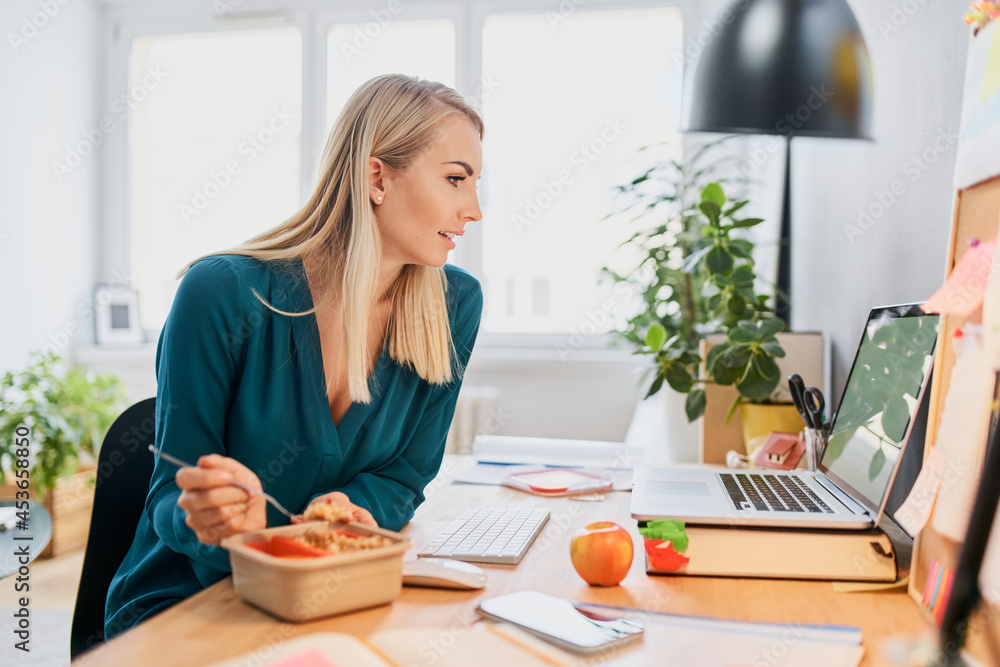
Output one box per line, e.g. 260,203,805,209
631,303,940,529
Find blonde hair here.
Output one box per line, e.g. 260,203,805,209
181,74,484,403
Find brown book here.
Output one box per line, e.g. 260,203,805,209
646,524,897,582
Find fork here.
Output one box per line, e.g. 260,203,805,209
148,444,304,523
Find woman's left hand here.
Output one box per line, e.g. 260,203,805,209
305,491,377,527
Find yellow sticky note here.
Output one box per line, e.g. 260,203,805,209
981,24,1000,102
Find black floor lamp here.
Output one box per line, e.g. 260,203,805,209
683,0,874,324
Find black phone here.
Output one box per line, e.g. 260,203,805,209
475,591,643,653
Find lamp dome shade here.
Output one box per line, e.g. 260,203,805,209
683,0,873,139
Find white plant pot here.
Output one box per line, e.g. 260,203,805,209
659,389,700,463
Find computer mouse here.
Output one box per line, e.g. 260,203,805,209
402,558,487,590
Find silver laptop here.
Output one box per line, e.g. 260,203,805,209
631,304,940,529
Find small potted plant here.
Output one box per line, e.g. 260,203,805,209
604,151,800,449
0,350,127,556
639,182,787,417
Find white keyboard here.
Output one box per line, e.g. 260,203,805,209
417,507,550,565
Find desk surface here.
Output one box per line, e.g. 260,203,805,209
78,457,930,667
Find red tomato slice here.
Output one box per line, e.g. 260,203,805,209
244,535,331,558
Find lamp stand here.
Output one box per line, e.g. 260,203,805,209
776,137,792,326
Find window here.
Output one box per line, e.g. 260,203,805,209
109,2,684,343
129,29,302,330
480,7,683,334
326,19,455,129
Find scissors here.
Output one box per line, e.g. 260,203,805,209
802,386,826,429
788,374,825,429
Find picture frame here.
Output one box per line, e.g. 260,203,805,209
94,284,144,345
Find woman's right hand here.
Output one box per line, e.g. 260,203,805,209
175,454,267,546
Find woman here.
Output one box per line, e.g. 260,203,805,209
105,74,484,637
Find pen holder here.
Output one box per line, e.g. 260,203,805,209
803,427,827,471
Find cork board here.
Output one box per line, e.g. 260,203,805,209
908,175,1000,663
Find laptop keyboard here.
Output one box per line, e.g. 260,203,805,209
718,473,834,513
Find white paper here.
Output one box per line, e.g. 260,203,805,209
932,326,995,541
981,212,1000,368
955,22,1000,190
471,434,644,469
895,447,947,537
573,604,864,667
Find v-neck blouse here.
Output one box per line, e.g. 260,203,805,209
105,255,482,637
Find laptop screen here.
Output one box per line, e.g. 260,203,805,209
819,304,939,514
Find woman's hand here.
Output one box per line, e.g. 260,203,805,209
176,454,267,546
305,491,377,527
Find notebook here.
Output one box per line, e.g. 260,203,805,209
631,303,940,529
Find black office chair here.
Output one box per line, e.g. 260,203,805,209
70,397,156,659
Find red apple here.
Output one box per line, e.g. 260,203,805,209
569,521,634,586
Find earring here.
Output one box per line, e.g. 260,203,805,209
376,195,383,202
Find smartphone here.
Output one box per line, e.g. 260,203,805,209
475,591,643,653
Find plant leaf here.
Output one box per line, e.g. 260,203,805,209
686,389,707,422
728,243,751,259
732,217,765,228
760,340,786,358
664,363,694,393
710,345,747,385
737,353,781,400
699,201,721,222
645,323,667,352
706,246,734,274
729,325,757,344
705,343,730,370
757,318,784,339
881,395,910,442
725,396,742,423
731,266,754,286
644,374,665,399
701,182,726,207
722,200,749,217
869,447,887,480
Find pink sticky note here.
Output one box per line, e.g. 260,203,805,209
269,648,341,667
894,447,946,537
923,239,997,316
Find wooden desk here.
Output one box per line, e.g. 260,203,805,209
76,457,930,667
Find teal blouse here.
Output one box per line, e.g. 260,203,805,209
104,255,482,637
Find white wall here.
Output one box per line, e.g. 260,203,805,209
0,0,101,372
791,1,965,402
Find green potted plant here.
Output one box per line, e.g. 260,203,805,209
0,350,127,555
604,150,796,448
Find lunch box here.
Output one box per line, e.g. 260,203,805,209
221,521,410,622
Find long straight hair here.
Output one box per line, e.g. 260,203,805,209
181,74,484,402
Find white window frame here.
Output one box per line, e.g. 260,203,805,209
99,0,688,359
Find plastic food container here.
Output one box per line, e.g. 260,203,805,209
221,521,410,622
